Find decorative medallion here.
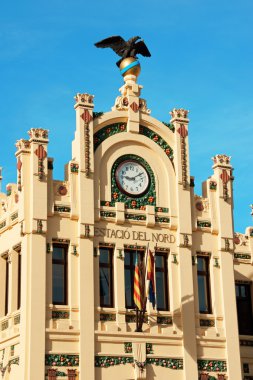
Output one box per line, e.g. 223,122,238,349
130,101,139,112
81,109,93,124
177,124,188,138
196,201,204,211
209,180,217,190
58,185,68,196
220,169,230,184
70,163,79,173
124,343,132,353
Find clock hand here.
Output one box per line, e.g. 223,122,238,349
123,175,135,181
132,172,144,180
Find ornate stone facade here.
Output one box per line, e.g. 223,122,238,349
0,71,252,380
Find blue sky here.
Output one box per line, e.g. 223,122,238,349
0,0,252,232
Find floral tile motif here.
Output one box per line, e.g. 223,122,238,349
139,126,174,161
45,354,79,367
197,360,227,372
94,123,127,151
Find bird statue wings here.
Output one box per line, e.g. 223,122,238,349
94,35,151,67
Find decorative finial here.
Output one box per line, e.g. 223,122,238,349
94,35,151,78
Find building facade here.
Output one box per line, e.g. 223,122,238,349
0,63,253,380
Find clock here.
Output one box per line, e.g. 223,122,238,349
115,159,150,196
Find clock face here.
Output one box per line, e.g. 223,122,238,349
115,160,150,196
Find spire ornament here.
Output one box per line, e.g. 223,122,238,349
94,35,151,78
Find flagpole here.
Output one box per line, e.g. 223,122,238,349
154,244,157,312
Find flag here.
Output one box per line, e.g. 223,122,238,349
146,250,156,308
133,254,142,310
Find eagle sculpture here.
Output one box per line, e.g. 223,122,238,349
94,36,151,67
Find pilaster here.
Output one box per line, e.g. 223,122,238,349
16,128,49,379
212,154,242,380
73,93,95,380
170,108,198,379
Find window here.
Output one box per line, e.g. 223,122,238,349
99,247,113,307
197,256,211,314
17,252,21,309
124,249,144,309
155,252,169,311
236,283,253,335
5,257,9,316
52,245,68,305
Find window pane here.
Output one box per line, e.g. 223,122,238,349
53,264,65,304
100,267,111,306
197,257,205,272
198,276,209,313
125,269,132,308
99,249,109,264
53,247,65,261
155,255,164,269
236,283,253,335
241,285,246,298
124,251,131,266
156,272,166,310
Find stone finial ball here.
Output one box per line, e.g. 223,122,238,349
119,57,141,77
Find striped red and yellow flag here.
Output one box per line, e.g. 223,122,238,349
134,255,142,310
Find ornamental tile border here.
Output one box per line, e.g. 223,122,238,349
1,320,8,331
139,126,174,161
197,220,212,228
124,343,132,353
95,356,133,367
125,314,148,323
125,213,146,221
100,200,115,207
155,207,169,213
100,313,116,322
14,314,20,325
45,354,79,367
94,356,183,369
200,319,215,327
197,360,227,372
94,123,127,151
11,212,18,221
155,216,170,223
162,121,175,132
234,253,251,260
111,154,156,208
52,310,70,319
146,358,183,369
54,205,71,213
0,220,6,230
146,343,154,354
157,316,172,325
100,211,116,219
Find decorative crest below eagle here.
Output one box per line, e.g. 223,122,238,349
94,36,151,67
